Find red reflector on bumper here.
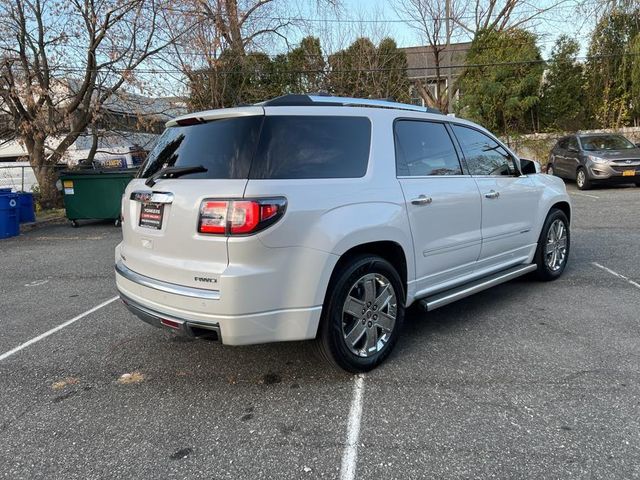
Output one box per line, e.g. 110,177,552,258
160,318,182,330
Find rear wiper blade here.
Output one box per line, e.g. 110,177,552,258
145,165,207,187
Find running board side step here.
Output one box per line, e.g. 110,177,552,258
418,264,537,311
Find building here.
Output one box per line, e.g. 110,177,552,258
401,42,472,107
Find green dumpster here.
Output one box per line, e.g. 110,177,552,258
60,168,138,227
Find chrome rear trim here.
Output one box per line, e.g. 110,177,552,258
419,264,537,311
115,260,220,300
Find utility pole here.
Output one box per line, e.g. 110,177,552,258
445,0,453,113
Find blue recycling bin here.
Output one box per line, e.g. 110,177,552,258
0,193,20,239
17,192,36,223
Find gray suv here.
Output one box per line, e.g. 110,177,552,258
548,133,640,190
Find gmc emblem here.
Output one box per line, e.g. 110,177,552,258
132,192,153,202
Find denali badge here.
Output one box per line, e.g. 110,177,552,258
194,276,218,284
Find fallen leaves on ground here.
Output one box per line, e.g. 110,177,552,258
117,371,145,384
51,377,79,390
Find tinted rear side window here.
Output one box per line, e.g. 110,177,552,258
567,136,579,151
250,116,371,179
394,120,462,176
138,116,263,179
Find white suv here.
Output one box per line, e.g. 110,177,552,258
115,94,571,372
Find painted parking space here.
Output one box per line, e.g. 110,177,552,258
1,179,639,479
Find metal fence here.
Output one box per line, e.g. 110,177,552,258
0,163,38,192
0,163,116,192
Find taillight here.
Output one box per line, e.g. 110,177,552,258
229,201,260,234
198,198,286,235
199,201,228,234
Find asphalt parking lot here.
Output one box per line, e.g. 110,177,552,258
1,182,639,479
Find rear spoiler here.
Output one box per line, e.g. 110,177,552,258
166,106,264,128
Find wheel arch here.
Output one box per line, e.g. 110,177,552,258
551,201,571,224
324,241,409,306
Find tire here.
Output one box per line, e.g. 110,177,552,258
576,167,591,190
534,209,570,281
114,218,121,227
635,182,640,188
315,254,405,373
71,220,79,228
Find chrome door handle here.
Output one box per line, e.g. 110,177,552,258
484,190,500,199
411,195,433,205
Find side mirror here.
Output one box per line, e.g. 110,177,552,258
519,158,541,175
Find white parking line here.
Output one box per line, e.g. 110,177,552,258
340,374,365,480
592,262,640,290
570,191,600,199
0,296,119,362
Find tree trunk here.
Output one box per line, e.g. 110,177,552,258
34,165,63,209
86,125,99,165
27,137,63,209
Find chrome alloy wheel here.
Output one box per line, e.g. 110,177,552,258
341,273,397,358
545,219,568,271
576,169,586,188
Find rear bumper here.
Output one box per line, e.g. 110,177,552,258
120,293,221,340
115,264,323,345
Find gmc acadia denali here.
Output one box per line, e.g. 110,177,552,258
115,94,571,372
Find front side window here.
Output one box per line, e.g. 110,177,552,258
452,125,517,176
250,116,371,179
394,120,462,176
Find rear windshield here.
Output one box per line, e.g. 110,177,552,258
138,115,371,180
138,116,262,179
580,135,635,151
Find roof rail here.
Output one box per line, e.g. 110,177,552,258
258,94,441,114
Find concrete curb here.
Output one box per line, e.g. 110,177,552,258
20,214,67,233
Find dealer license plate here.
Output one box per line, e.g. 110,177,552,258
139,202,164,230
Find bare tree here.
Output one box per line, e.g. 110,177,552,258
458,0,576,33
192,0,341,54
168,0,340,109
392,0,465,111
394,0,577,111
0,0,183,207
194,0,294,55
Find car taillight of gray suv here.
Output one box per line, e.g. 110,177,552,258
115,94,571,372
